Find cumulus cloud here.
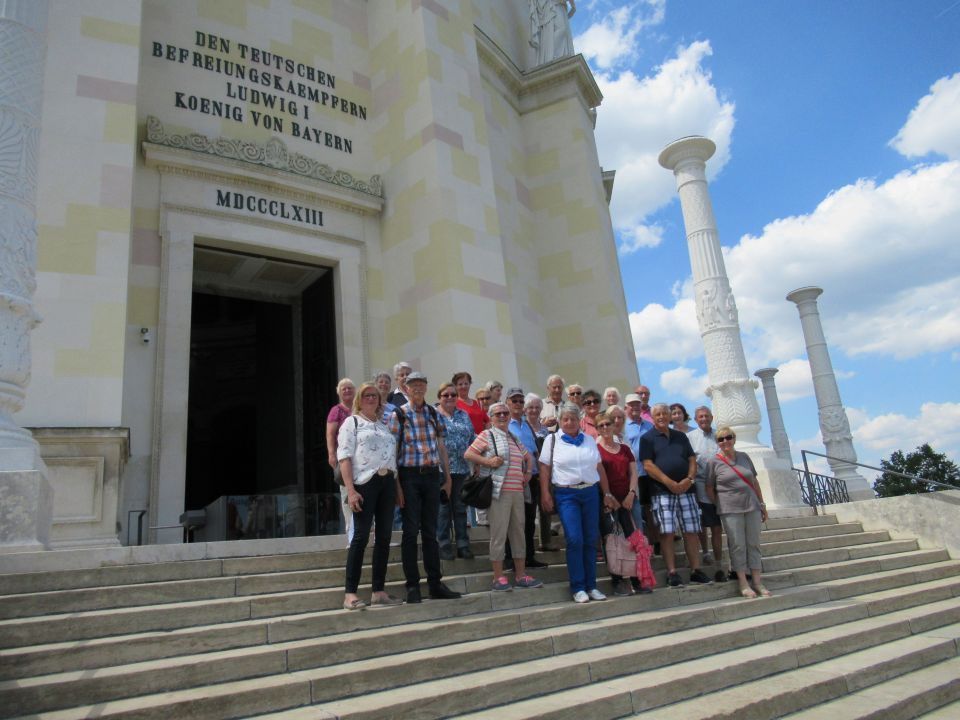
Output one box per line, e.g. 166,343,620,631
589,40,736,254
575,1,665,70
890,72,960,160
659,366,710,402
629,296,701,362
851,402,960,462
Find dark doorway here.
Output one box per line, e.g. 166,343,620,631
302,272,339,497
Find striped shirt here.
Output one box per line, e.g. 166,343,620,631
467,428,528,493
386,402,446,468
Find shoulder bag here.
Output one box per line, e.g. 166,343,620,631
460,429,498,509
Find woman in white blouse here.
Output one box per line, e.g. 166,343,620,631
338,382,401,610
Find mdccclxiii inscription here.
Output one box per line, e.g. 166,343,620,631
152,30,366,155
216,189,324,227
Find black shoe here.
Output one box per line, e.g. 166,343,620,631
653,542,661,555
457,547,475,560
689,569,713,585
715,570,727,583
406,586,422,604
728,570,753,582
429,582,462,600
636,586,654,594
667,572,683,587
439,547,455,561
612,580,631,597
503,558,515,571
526,558,548,568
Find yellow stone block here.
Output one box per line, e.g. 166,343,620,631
197,0,247,28
370,30,399,74
471,346,506,383
458,93,488,146
38,204,131,275
555,360,588,385
133,207,159,230
79,17,140,46
538,250,573,280
366,267,384,301
527,148,559,177
597,301,617,318
495,302,512,335
428,218,475,249
273,22,334,62
484,205,500,236
438,322,486,347
547,323,584,353
426,48,444,82
127,285,160,326
436,12,465,55
517,354,539,390
292,0,332,16
528,286,543,314
451,147,481,185
54,303,126,378
529,182,564,211
385,309,419,348
565,199,602,236
104,103,137,144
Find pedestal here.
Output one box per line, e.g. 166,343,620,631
0,470,53,553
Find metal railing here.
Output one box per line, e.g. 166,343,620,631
796,449,959,514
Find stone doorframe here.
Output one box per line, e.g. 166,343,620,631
144,144,381,543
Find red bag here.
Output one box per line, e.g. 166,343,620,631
628,530,657,590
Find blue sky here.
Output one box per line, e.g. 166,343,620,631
570,0,960,478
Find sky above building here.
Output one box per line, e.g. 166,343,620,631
570,0,960,477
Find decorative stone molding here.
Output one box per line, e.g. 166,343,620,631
145,116,382,198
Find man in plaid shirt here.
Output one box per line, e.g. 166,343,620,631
387,371,462,603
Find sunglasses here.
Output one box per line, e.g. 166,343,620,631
583,399,599,406
510,397,524,403
717,435,735,442
361,393,379,400
440,393,457,398
491,411,510,418
596,423,612,429
568,391,582,396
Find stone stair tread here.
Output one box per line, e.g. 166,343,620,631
783,656,960,719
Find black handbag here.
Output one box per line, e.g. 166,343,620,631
460,430,498,509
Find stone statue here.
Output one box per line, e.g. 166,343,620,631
529,0,576,66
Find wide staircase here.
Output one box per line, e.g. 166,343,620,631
0,513,959,719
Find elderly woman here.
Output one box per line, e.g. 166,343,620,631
327,378,356,543
670,403,692,433
540,403,618,603
525,393,557,553
485,380,504,405
566,383,584,408
374,371,396,416
436,382,476,560
603,387,621,409
707,426,771,599
465,402,543,591
579,389,602,438
452,371,487,435
338,383,401,609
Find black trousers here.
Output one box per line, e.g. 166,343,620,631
398,466,443,589
344,472,397,594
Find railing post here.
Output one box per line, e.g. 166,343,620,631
801,450,819,515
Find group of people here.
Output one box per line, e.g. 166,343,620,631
329,364,771,609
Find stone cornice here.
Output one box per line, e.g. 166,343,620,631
473,26,602,115
143,116,383,204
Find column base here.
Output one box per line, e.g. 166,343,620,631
0,469,53,553
738,443,806,509
836,469,875,501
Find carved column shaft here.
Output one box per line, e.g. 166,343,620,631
0,0,47,464
658,137,762,443
786,286,872,499
755,368,792,462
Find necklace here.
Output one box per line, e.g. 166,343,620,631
359,411,379,423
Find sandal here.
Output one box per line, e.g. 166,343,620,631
754,585,772,598
739,586,757,599
343,598,367,610
370,593,403,606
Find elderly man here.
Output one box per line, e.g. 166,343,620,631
687,405,725,581
640,403,712,587
387,361,412,408
624,393,655,538
566,383,584,408
386,371,462,603
540,374,565,431
633,385,653,423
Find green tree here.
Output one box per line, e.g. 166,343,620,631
873,443,960,498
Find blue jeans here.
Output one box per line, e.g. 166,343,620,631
555,485,600,594
438,473,470,551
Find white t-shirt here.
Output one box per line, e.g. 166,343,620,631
337,415,397,486
539,433,600,487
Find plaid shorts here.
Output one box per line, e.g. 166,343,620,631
652,492,702,535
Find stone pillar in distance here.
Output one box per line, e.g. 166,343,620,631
0,0,52,551
659,136,803,509
754,368,792,463
786,286,873,500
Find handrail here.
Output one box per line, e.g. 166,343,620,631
801,449,959,491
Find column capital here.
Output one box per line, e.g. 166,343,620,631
754,367,778,380
786,286,824,306
658,136,716,172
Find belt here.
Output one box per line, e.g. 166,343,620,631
399,465,440,474
557,482,594,490
376,468,394,477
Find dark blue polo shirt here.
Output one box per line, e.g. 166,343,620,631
639,428,695,495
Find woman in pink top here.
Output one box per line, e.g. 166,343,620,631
327,377,355,542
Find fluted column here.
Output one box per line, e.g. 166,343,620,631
754,368,792,462
0,0,52,551
786,287,873,500
659,136,803,509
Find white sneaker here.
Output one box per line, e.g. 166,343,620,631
702,552,714,565
587,588,607,601
573,591,590,603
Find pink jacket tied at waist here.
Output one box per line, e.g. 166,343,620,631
628,530,657,589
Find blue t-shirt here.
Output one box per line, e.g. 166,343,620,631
639,428,695,494
509,417,540,475
625,418,654,475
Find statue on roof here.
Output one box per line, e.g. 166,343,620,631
529,0,576,66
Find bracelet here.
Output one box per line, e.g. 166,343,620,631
604,492,613,498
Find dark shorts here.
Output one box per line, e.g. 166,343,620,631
639,476,653,505
699,500,721,528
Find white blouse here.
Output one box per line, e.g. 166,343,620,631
336,415,397,486
538,433,601,487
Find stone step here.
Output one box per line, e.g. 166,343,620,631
448,619,960,720
264,611,960,720
10,570,955,705
783,657,960,719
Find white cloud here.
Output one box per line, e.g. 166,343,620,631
851,402,960,463
575,1,665,70
761,358,813,403
628,296,701,362
659,366,710,402
590,40,736,254
890,72,960,160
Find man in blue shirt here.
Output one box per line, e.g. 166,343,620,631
506,387,548,569
624,393,654,535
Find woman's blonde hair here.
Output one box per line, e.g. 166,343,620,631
351,382,383,416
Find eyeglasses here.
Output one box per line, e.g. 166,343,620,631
717,435,735,443
583,399,599,406
510,397,524,403
491,411,510,418
439,393,457,398
596,423,612,429
361,393,379,400
476,396,489,402
568,391,582,396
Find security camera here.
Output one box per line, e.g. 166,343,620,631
140,327,152,345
